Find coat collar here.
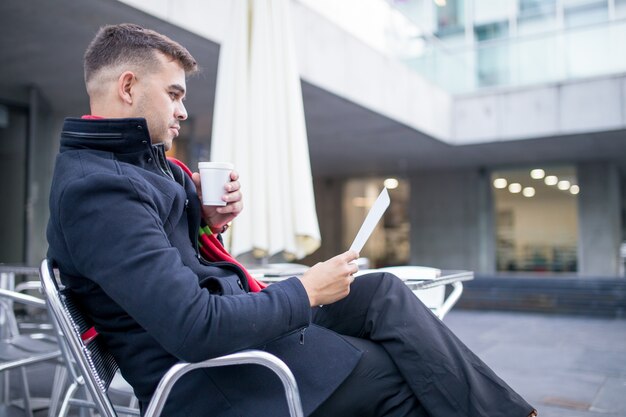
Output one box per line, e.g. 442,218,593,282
60,117,152,155
61,117,174,180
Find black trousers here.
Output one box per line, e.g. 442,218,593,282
310,273,534,417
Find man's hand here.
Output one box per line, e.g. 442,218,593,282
299,250,360,307
191,170,243,233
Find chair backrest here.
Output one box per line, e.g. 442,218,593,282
40,259,304,417
39,258,120,417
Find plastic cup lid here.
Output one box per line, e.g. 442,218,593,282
198,162,234,169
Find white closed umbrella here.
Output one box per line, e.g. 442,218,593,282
211,0,321,260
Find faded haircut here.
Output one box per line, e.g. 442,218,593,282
84,23,198,83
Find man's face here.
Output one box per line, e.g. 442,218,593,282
133,53,188,151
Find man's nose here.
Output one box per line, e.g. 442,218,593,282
175,101,188,121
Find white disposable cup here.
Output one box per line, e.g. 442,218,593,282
198,162,234,206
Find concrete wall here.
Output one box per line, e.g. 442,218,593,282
577,162,623,277
301,177,345,265
0,99,28,263
118,0,626,148
0,86,61,265
28,104,64,265
409,169,495,273
117,0,453,141
452,75,626,144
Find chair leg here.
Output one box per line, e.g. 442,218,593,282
48,365,68,417
19,366,34,417
85,404,96,417
79,385,100,417
57,381,79,417
1,370,9,405
76,387,93,417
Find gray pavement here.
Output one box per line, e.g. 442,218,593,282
444,310,626,417
6,310,626,416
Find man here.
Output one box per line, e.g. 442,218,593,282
47,23,536,417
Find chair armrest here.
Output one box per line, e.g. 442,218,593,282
14,280,43,293
143,350,303,417
0,287,47,308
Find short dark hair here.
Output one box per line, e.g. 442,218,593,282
84,23,198,83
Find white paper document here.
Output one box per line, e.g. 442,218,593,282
349,188,390,253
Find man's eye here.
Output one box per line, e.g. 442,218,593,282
169,92,178,100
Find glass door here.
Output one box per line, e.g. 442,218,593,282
342,177,410,268
492,166,579,273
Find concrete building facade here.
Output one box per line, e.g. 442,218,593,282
0,0,624,281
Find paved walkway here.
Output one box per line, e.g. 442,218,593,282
8,310,626,416
444,310,626,417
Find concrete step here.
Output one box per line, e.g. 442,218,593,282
457,275,626,318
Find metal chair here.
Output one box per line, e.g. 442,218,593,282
0,287,61,417
0,267,53,334
375,266,464,320
39,258,304,417
356,266,467,320
252,260,465,320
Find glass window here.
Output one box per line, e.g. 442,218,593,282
563,0,605,5
617,0,626,18
474,21,509,86
475,21,508,42
474,0,515,25
519,0,557,17
517,0,557,35
564,0,608,27
342,178,410,268
435,0,465,37
492,166,579,273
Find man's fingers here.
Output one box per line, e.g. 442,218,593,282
191,172,202,189
335,258,358,278
337,250,359,263
325,251,360,279
225,180,240,192
216,201,243,214
223,190,242,203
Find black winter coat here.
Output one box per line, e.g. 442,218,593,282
47,117,361,417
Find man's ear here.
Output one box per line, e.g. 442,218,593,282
117,71,136,105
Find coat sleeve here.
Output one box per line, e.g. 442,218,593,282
58,171,311,362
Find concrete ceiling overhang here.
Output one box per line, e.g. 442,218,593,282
0,0,220,126
1,0,625,179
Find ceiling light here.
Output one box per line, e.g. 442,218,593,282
530,169,545,179
544,175,558,186
522,187,535,197
493,178,507,189
384,178,399,189
570,185,580,195
557,180,571,190
508,183,522,193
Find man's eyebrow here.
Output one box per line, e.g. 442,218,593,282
169,84,186,96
